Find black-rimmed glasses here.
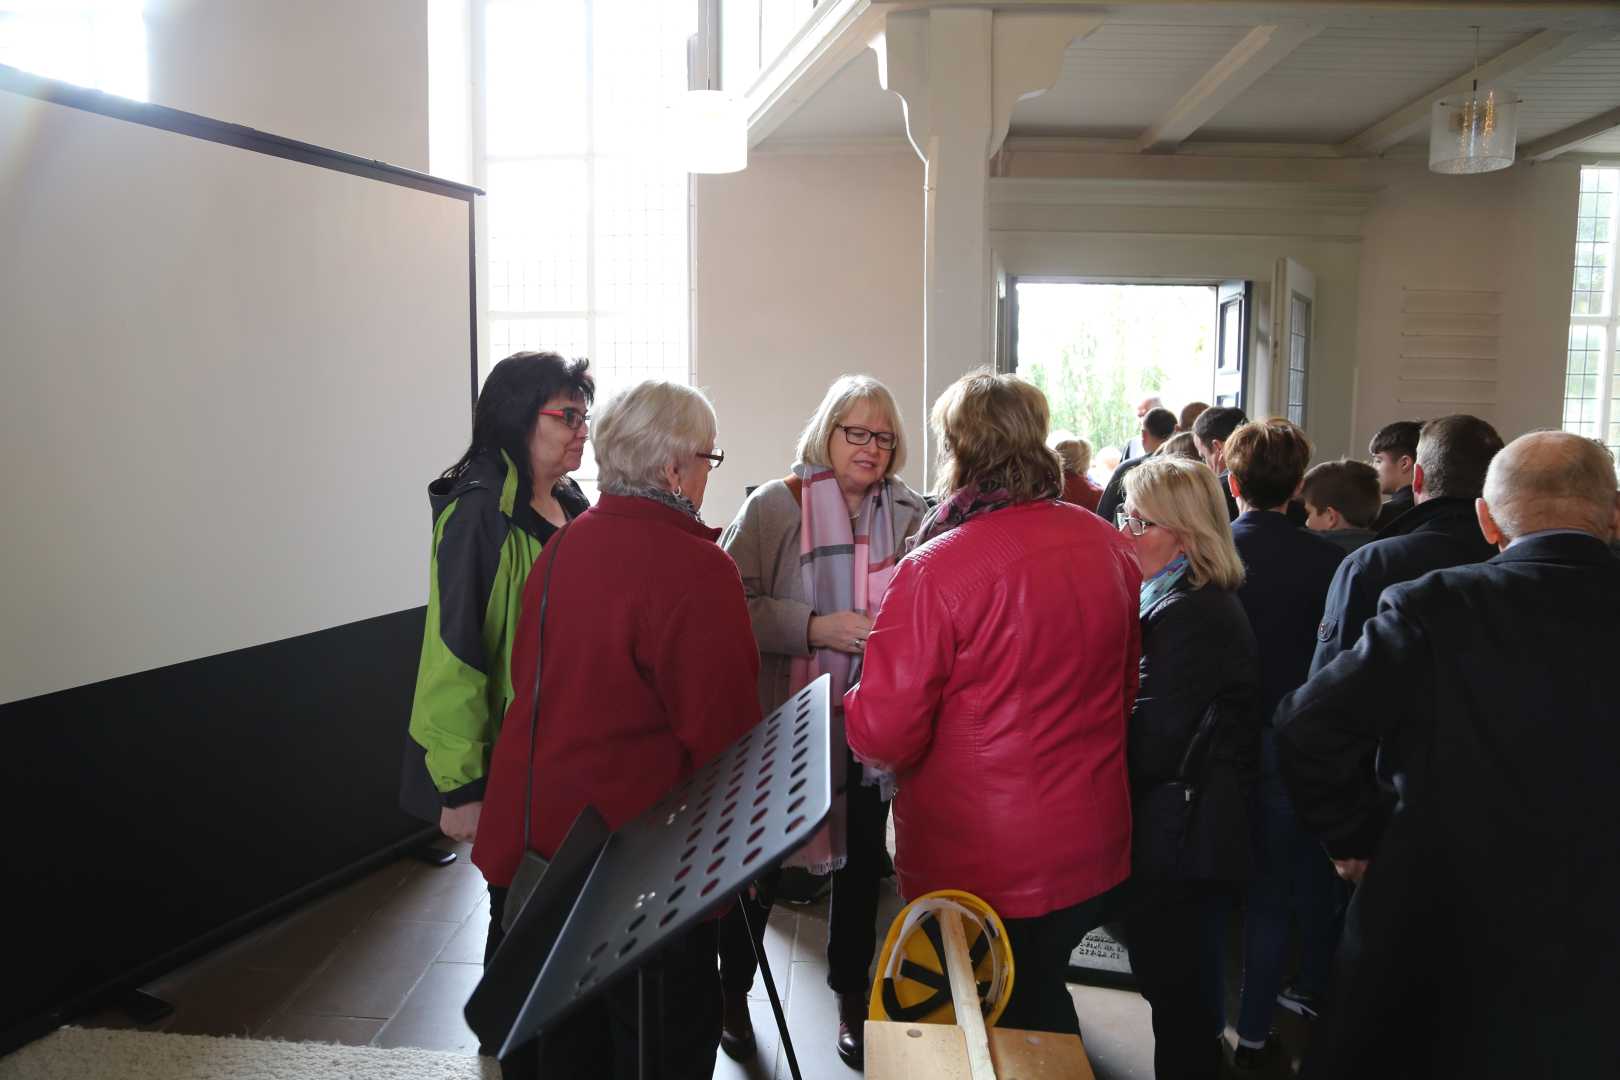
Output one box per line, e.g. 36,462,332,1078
537,406,589,431
1115,507,1157,537
838,425,898,451
696,449,725,470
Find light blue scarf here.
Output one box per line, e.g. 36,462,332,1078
1140,554,1189,617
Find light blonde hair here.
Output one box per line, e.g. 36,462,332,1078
1156,431,1201,462
795,375,908,478
593,380,717,495
1124,458,1245,590
932,369,1063,501
1053,436,1092,477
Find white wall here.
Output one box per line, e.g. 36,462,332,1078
1352,160,1581,453
145,0,429,170
693,150,925,527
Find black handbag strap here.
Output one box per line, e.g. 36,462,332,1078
1173,701,1225,786
521,521,572,854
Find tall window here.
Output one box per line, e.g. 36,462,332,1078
1563,167,1620,462
0,1,147,100
469,1,695,445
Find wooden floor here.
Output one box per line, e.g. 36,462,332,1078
74,842,1309,1078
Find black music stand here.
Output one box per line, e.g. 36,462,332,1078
465,674,835,1079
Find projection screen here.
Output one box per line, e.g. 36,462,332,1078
0,79,471,705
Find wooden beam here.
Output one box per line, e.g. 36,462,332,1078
1341,29,1603,157
1137,23,1321,153
1522,105,1620,161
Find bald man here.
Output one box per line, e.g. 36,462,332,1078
1274,432,1620,1079
1121,394,1164,460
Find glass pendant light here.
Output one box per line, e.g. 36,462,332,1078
1430,27,1519,174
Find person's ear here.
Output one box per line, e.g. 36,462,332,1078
1413,463,1426,499
1400,453,1415,478
660,459,683,494
1226,471,1241,500
1476,497,1506,550
1325,507,1345,530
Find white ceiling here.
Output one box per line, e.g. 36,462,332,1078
761,12,1620,158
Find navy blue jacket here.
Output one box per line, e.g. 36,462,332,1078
1275,533,1620,1078
1309,497,1495,675
1370,484,1413,533
1230,510,1345,725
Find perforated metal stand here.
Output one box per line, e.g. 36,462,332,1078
466,674,835,1079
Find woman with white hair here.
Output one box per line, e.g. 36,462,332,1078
473,380,762,1080
717,374,927,1068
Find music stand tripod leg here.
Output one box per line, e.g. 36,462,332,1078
738,891,804,1080
639,965,662,1080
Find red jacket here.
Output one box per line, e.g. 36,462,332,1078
845,500,1141,919
1061,473,1104,515
473,495,762,887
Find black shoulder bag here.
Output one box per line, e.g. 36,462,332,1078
500,521,572,933
1133,701,1224,881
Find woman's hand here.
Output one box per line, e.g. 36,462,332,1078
809,611,875,655
439,801,482,844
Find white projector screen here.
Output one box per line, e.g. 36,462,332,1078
0,80,474,706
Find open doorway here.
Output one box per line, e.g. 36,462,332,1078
1013,281,1218,482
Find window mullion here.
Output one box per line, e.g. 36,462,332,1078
584,0,598,372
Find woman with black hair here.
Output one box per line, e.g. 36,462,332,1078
405,349,593,958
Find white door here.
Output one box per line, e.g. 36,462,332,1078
1270,257,1316,425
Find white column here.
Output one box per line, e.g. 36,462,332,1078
877,9,1101,484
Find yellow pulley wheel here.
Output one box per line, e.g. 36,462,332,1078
868,889,1014,1027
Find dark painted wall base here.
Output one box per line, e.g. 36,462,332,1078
0,607,433,1052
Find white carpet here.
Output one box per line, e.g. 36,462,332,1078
0,1028,501,1080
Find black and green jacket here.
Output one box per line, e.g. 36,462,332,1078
407,452,589,807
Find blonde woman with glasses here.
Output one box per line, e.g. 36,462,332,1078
718,375,927,1068
1115,457,1260,1080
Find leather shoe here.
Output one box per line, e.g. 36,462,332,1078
836,990,866,1070
719,991,755,1061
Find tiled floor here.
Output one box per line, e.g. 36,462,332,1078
77,844,1308,1077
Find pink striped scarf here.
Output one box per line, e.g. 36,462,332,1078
783,465,901,873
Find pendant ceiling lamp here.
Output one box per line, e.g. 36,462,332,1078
1429,27,1519,174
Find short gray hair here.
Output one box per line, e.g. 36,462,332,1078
795,375,908,477
1483,431,1618,540
593,380,717,495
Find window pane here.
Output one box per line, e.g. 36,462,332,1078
490,317,589,367
486,160,589,313
484,0,587,156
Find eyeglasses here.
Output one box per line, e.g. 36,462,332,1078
538,407,589,431
1115,508,1157,537
839,425,898,451
696,449,725,471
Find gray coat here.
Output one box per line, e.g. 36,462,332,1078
720,477,929,717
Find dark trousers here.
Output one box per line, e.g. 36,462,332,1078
998,883,1125,1036
1119,881,1233,1080
1238,732,1345,1043
718,748,889,997
488,886,722,1080
827,754,889,994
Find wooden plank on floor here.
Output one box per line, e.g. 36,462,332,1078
866,1022,1094,1079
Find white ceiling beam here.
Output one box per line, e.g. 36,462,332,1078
1340,29,1604,157
1522,106,1620,161
1137,23,1322,153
